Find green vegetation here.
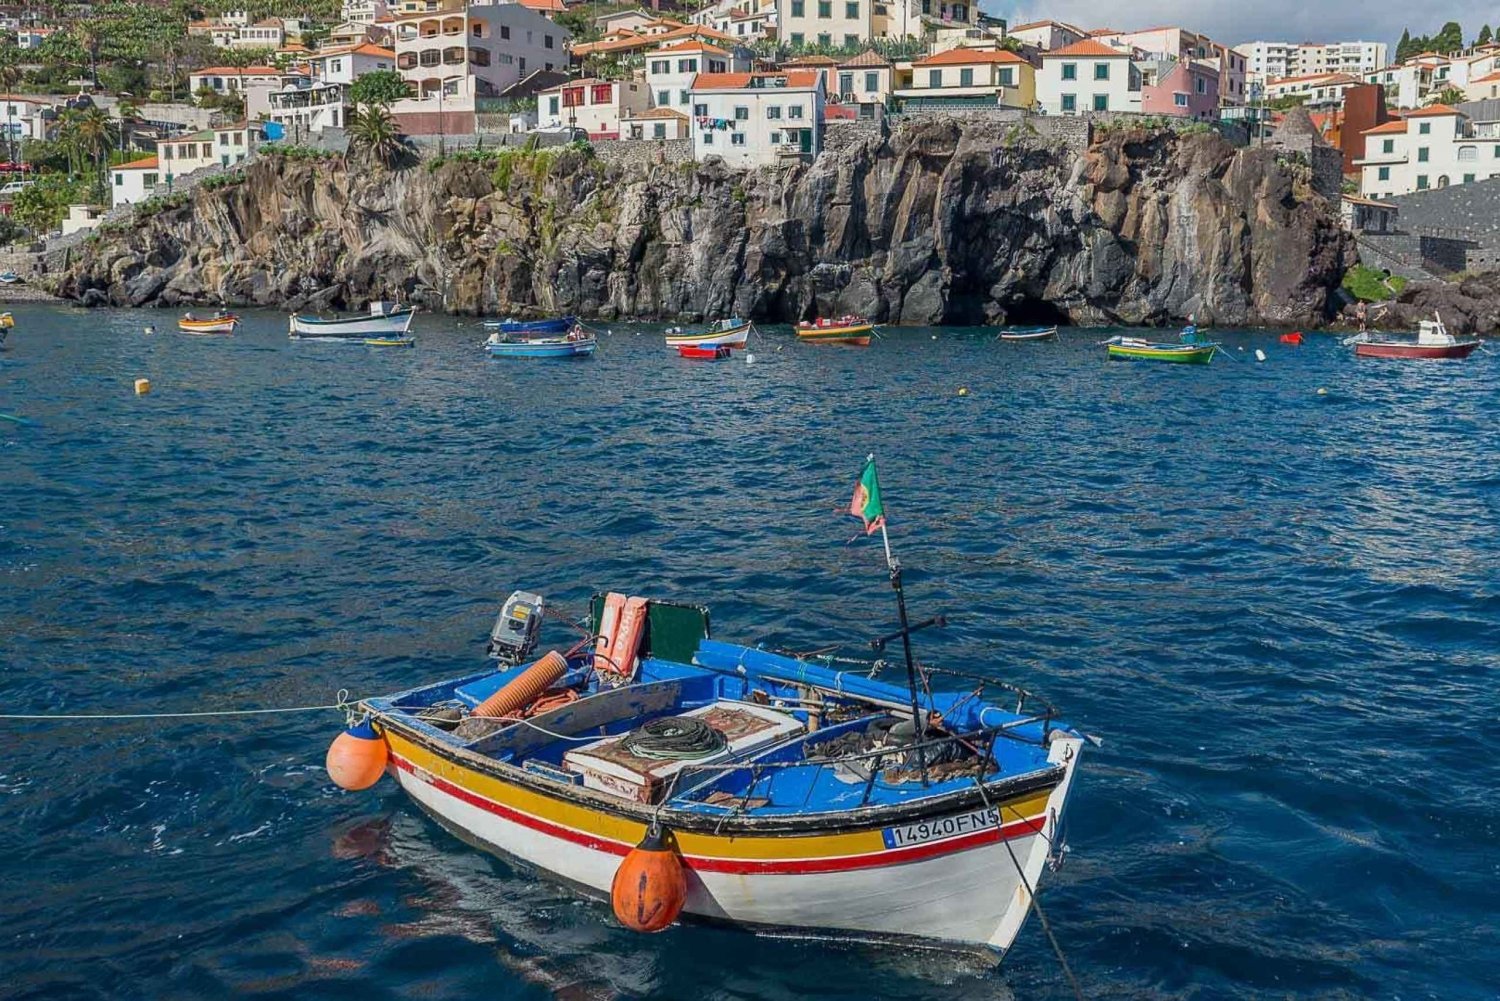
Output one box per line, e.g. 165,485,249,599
1396,21,1469,60
1433,87,1465,106
349,70,412,110
258,143,340,161
1266,95,1310,111
347,105,406,166
12,175,92,233
1343,265,1408,302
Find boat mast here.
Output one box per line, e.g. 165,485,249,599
871,463,930,787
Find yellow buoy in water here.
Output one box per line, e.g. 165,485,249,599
134,378,151,396
326,720,388,791
0,312,14,329
958,387,969,396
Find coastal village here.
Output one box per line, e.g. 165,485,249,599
0,2,1496,279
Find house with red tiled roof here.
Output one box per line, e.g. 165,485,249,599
1006,20,1087,52
108,155,160,209
645,39,746,118
1037,39,1141,114
895,47,1034,110
620,105,691,140
1356,103,1500,198
188,66,299,102
685,70,823,166
534,77,650,139
307,41,396,84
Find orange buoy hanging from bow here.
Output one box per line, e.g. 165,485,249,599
611,823,687,933
326,719,389,791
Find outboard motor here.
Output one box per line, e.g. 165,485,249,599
487,590,544,666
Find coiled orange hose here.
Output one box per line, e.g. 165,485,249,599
472,651,567,719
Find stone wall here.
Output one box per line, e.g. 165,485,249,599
1029,115,1090,153
1388,178,1500,239
1264,135,1343,203
592,137,693,167
1354,232,1478,279
823,118,884,155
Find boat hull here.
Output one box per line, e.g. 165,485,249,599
665,322,750,349
1354,340,1481,359
290,311,415,338
999,327,1058,341
178,318,238,334
797,324,874,346
484,317,576,335
382,726,1081,952
1107,343,1215,364
676,344,732,359
485,338,596,358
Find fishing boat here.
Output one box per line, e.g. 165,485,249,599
0,271,21,285
1104,337,1217,364
0,311,13,329
178,312,240,334
364,335,416,348
675,343,732,360
325,459,1090,954
796,316,876,346
665,318,751,350
484,327,596,358
998,326,1058,342
289,301,415,340
1349,315,1481,360
482,316,576,335
329,586,1088,954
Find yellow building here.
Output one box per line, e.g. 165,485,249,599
893,47,1035,110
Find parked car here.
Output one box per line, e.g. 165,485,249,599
0,180,31,197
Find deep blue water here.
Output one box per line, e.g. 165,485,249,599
2,306,1497,1000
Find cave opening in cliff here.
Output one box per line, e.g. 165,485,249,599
1003,299,1070,327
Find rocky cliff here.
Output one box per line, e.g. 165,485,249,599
56,117,1354,327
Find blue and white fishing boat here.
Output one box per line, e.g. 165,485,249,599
998,326,1058,341
482,315,576,335
484,328,596,358
289,301,416,340
324,460,1091,953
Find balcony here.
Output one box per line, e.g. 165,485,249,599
268,85,347,111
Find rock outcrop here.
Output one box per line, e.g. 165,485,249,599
1340,272,1500,335
56,117,1354,327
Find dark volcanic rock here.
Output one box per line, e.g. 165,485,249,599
55,118,1355,327
1344,273,1500,334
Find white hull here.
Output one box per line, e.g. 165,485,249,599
665,323,751,349
289,311,415,338
391,735,1083,952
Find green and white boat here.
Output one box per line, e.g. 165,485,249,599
1104,337,1217,364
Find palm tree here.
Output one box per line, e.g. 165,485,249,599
0,44,21,168
347,105,404,166
77,20,104,89
58,106,114,197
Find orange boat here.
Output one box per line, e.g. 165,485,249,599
796,316,875,346
178,312,240,334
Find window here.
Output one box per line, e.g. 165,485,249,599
518,57,526,73
202,142,212,158
1464,172,1476,183
817,32,830,45
844,34,858,47
233,132,243,145
817,0,830,16
219,133,229,146
1060,94,1075,112
959,68,973,86
791,0,803,14
927,68,941,87
654,122,666,138
397,52,416,68
548,96,559,115
1093,94,1108,111
1174,93,1187,107
1417,147,1429,162
1377,166,1389,180
1093,62,1109,81
693,102,708,116
702,131,713,144
500,24,509,39
767,105,782,118
544,34,553,49
1418,121,1430,134
839,72,853,93
1458,145,1477,161
1495,144,1500,157
591,83,612,104
998,67,1012,86
845,0,858,16
331,59,343,73
1382,138,1394,154
770,130,781,143
651,60,668,74
657,89,669,105
443,46,465,65
472,22,481,36
678,59,697,73
1061,63,1077,81
734,105,748,119
144,173,157,186
114,173,122,186
678,90,689,104
469,47,490,65
1196,77,1205,93
1416,174,1429,189
420,48,440,66
732,132,746,145
790,32,804,44
789,104,804,118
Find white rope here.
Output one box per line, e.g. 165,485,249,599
0,690,367,722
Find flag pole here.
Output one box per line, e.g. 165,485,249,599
870,461,929,787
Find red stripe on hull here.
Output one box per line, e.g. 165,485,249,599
390,753,1045,875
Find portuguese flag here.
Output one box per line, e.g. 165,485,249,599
849,456,886,536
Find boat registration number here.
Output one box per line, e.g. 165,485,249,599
882,806,1001,850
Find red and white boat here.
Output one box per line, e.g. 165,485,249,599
665,318,751,350
1352,315,1482,360
675,344,732,360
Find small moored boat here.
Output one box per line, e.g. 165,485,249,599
290,301,415,340
1104,337,1217,364
675,343,732,360
665,318,751,350
1350,315,1481,360
364,336,415,348
998,326,1058,342
0,271,22,285
482,315,576,335
484,326,596,358
797,316,876,346
179,312,240,334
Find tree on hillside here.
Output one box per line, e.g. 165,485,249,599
0,46,20,165
1433,21,1465,54
12,174,88,233
1433,86,1466,105
1396,28,1412,62
1478,25,1494,46
347,105,404,166
349,70,411,109
58,106,115,195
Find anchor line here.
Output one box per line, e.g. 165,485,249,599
974,778,1086,1001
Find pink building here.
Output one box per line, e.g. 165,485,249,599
1141,59,1221,120
1095,26,1245,106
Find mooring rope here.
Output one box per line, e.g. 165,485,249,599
974,778,1086,1001
0,689,366,722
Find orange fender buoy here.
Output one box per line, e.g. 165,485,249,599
472,650,567,719
611,824,687,933
326,720,388,791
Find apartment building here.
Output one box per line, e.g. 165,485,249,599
776,0,975,47
1358,104,1500,197
1138,58,1219,119
1242,39,1387,87
689,70,825,166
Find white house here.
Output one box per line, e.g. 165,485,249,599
109,155,161,208
1036,39,1141,115
343,0,391,23
1363,63,1434,110
60,203,104,237
307,42,396,85
232,17,286,48
157,123,260,183
688,70,825,167
254,80,350,137
15,28,53,50
0,95,59,142
1006,19,1085,52
189,66,296,100
1264,71,1362,108
1357,105,1500,197
534,78,650,138
646,40,739,117
621,106,691,140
